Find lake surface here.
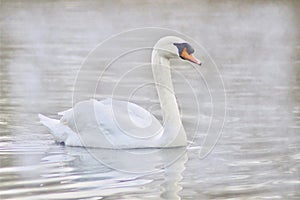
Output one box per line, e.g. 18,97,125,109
0,0,300,199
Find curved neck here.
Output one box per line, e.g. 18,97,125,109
151,50,187,147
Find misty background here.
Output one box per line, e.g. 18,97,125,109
0,0,299,199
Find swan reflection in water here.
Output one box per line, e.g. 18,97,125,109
40,146,188,199
37,35,199,198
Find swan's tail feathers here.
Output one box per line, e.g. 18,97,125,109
38,114,68,143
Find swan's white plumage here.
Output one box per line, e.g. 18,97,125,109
39,98,163,148
39,113,80,146
39,36,196,148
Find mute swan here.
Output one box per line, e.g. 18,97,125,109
39,36,201,148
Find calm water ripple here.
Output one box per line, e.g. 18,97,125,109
1,0,300,199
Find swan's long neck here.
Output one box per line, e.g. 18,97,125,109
151,50,187,147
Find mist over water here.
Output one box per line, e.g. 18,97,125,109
1,0,300,199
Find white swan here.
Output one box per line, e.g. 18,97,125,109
39,36,201,148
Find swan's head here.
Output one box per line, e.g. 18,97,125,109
153,36,202,65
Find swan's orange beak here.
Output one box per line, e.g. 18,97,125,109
181,47,202,65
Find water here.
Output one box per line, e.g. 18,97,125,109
1,0,300,199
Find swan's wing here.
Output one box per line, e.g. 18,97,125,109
60,99,162,140
59,99,102,133
101,98,154,129
99,99,163,141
